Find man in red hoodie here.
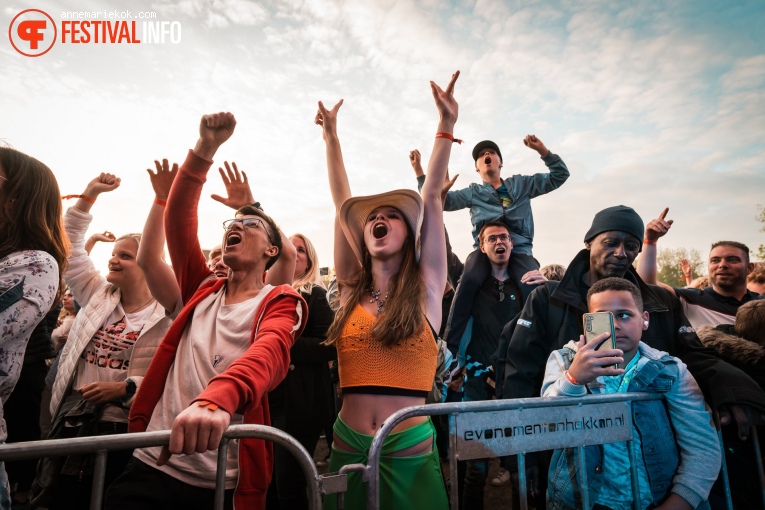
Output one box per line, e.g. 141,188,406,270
105,112,307,510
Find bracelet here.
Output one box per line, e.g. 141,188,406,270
565,370,583,386
63,194,96,203
643,239,657,245
436,132,463,144
195,400,220,411
154,198,167,207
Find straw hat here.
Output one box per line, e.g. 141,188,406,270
339,189,424,263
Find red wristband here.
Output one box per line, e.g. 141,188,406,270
154,198,167,207
62,194,96,203
195,400,220,411
565,370,583,386
436,132,463,144
643,239,656,245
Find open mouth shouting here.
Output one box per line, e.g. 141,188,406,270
372,222,388,240
494,245,507,255
226,231,243,249
484,155,492,165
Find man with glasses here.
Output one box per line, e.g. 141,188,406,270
105,112,308,510
450,221,540,509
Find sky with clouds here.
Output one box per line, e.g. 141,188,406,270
2,0,764,275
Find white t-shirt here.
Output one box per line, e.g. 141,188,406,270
134,285,272,489
74,302,155,422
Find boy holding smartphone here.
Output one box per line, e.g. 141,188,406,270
542,278,720,510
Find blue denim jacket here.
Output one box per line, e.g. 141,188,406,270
418,152,568,253
542,342,720,510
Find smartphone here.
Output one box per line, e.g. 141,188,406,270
583,312,617,369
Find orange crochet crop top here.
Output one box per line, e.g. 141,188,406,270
337,304,437,396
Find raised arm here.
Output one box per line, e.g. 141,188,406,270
166,112,236,303
315,99,360,286
410,149,424,178
635,207,674,290
420,71,460,326
65,174,121,306
679,258,693,287
137,159,181,313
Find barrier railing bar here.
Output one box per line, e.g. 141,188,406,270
335,464,367,509
753,426,765,510
627,439,640,510
366,393,662,510
91,450,108,510
448,413,459,510
578,445,590,509
517,452,527,510
214,438,230,510
713,411,734,510
0,424,325,510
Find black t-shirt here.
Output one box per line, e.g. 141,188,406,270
464,275,521,400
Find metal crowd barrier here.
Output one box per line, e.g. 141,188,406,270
0,424,349,510
366,393,665,510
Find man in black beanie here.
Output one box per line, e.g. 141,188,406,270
494,204,765,505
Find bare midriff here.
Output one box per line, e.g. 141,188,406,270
334,393,432,457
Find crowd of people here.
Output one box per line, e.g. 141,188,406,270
1,70,764,510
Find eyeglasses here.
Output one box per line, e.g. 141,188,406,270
222,218,275,244
485,234,510,244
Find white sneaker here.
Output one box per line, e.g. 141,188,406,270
491,468,511,487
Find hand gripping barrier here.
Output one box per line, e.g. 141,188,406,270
0,424,348,510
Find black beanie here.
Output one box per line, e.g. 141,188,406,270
472,140,502,163
584,205,644,244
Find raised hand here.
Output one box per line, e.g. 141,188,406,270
430,71,460,125
194,112,236,161
315,99,344,141
567,334,624,385
409,149,423,177
523,135,549,157
200,112,236,148
147,159,178,200
84,173,121,198
441,170,459,202
645,207,674,243
85,230,116,254
211,161,255,210
91,231,116,243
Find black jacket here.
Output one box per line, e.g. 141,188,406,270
268,285,336,434
495,249,765,412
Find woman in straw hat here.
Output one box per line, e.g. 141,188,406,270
315,71,459,509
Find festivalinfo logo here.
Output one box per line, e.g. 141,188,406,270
8,8,182,57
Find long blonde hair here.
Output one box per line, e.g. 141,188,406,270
325,218,424,347
291,233,324,294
